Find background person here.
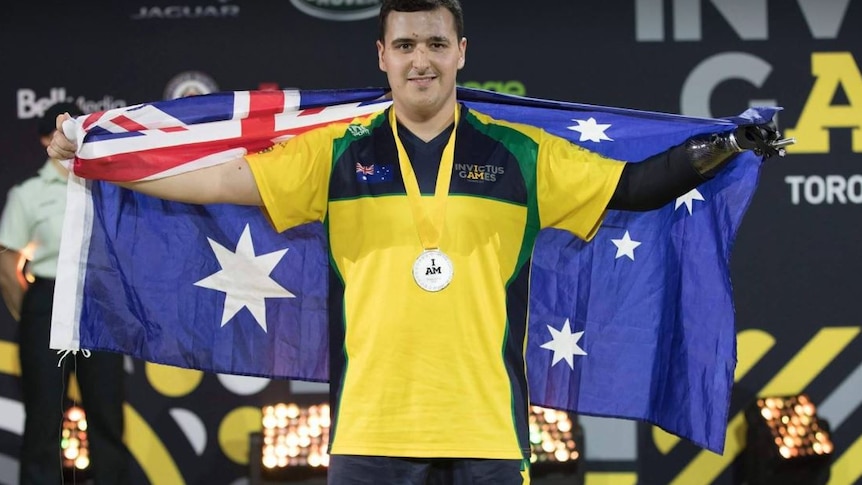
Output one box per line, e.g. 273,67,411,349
1,102,131,484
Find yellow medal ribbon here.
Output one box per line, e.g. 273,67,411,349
389,105,460,250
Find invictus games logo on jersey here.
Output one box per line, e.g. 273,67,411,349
164,71,220,100
455,163,504,183
290,0,381,21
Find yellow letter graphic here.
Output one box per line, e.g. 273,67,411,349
785,52,862,153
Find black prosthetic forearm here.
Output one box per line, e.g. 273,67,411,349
608,131,742,211
686,131,744,177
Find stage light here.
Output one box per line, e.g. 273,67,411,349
254,402,330,481
744,394,832,485
60,405,90,480
528,406,583,478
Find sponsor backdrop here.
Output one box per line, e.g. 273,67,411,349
1,1,860,484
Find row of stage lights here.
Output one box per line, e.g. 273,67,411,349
259,403,582,474
260,394,837,482
59,391,835,484
58,399,582,477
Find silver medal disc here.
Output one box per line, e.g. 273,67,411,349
412,249,453,292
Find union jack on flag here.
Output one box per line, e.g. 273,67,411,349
355,163,375,175
66,88,392,182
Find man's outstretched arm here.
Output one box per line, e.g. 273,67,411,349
609,123,785,211
47,113,263,206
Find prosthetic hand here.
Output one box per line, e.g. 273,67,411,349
687,121,794,178
732,121,794,158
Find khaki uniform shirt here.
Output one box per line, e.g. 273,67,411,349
0,160,67,278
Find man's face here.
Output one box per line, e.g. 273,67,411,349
377,7,466,119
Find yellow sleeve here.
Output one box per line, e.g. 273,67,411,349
536,132,626,241
245,125,340,233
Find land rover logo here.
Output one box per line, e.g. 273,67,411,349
289,0,381,21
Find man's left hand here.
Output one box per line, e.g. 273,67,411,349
734,121,794,158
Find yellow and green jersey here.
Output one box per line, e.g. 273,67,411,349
246,105,624,460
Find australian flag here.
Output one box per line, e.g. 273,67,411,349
355,162,393,183
50,87,778,454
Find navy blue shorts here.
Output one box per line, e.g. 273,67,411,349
327,455,530,484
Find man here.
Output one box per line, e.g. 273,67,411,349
48,1,779,483
2,102,130,484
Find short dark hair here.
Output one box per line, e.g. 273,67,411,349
38,102,83,137
378,0,464,41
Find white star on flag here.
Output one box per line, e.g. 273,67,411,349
675,188,706,215
194,224,295,332
611,230,641,261
567,117,613,143
540,319,587,369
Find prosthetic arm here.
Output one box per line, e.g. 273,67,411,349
608,122,792,211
